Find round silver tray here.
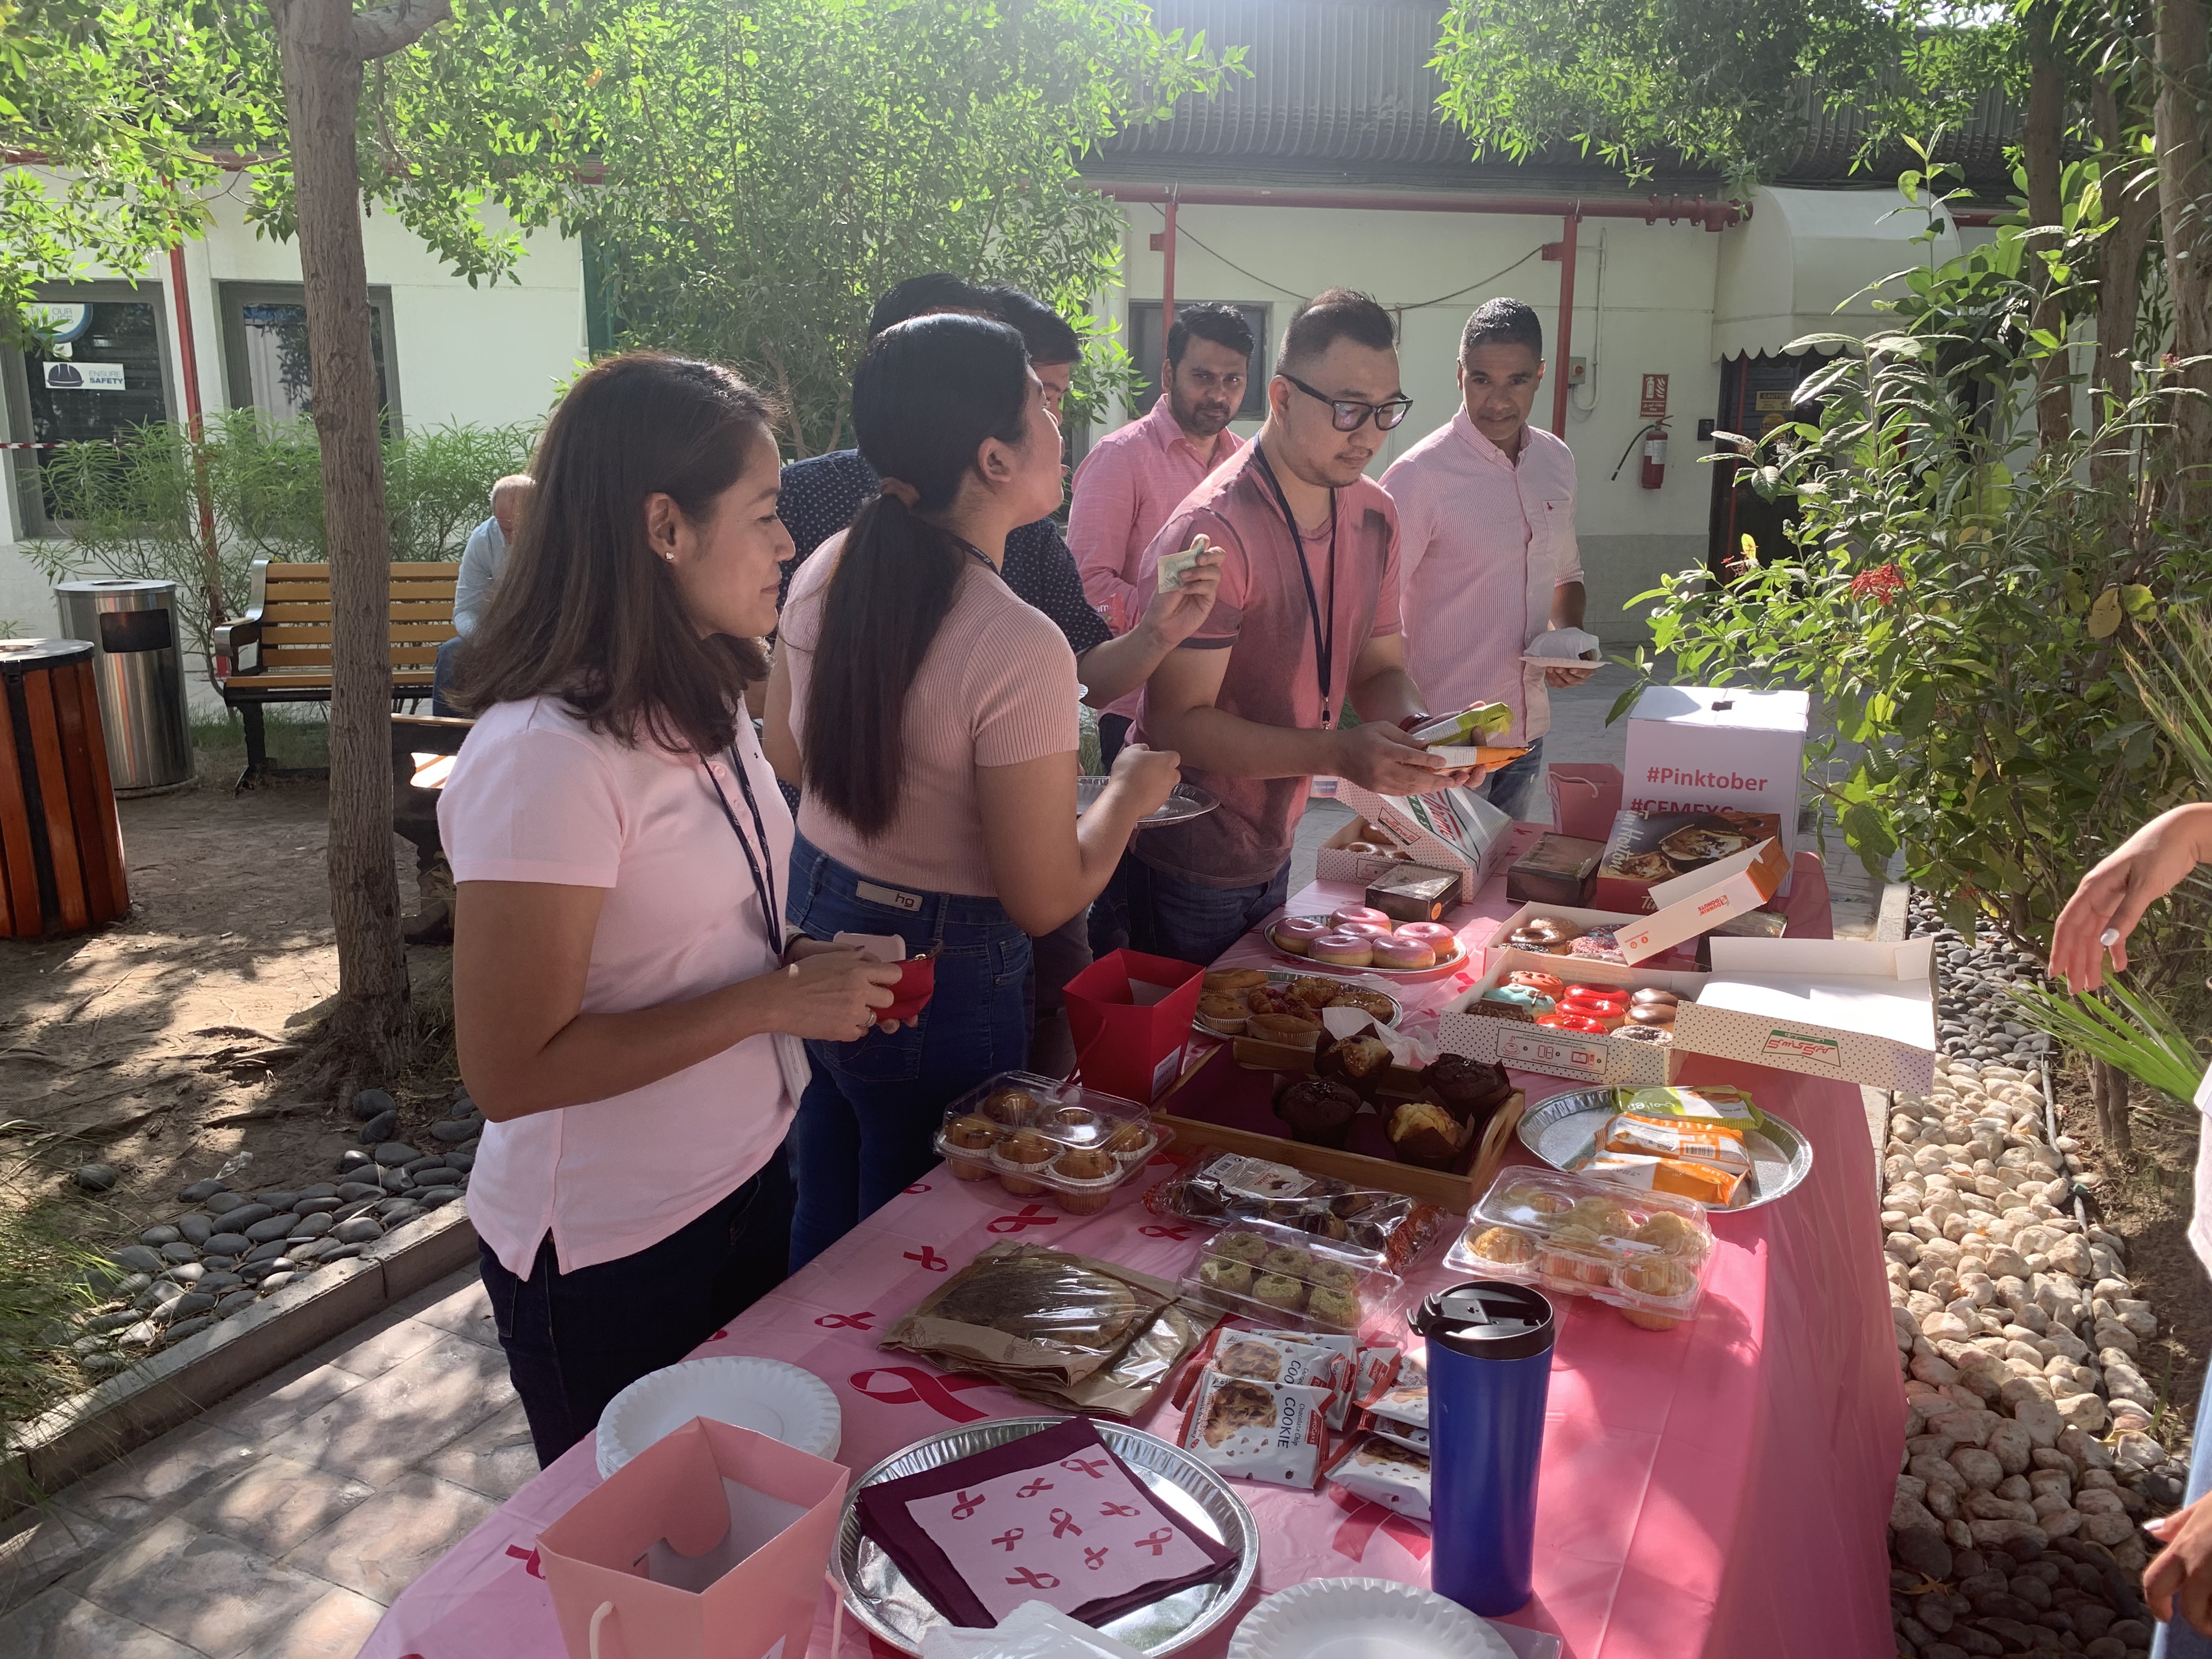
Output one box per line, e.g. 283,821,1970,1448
1077,777,1221,827
833,1417,1257,1656
1516,1086,1813,1212
1191,969,1403,1039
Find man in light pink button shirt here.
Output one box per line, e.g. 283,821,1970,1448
1382,297,1594,819
1070,304,1252,768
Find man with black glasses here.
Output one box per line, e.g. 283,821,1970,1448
1099,289,1481,967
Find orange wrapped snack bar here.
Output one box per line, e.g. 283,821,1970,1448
1599,1113,1752,1173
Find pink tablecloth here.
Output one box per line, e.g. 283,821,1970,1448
362,856,1902,1659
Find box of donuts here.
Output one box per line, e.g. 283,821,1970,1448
1328,781,1531,902
1448,1167,1714,1331
933,1073,1167,1215
1433,947,1709,1084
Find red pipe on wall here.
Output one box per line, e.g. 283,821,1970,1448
1160,187,1178,362
1549,212,1581,438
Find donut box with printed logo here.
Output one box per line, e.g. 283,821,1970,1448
1620,686,1807,894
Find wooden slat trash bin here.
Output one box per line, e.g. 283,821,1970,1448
0,639,128,937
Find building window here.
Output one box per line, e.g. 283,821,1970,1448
1125,302,1269,422
5,284,178,533
219,282,400,425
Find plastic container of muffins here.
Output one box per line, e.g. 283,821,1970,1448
1445,1167,1715,1331
933,1071,1166,1214
1180,1228,1404,1336
1147,1151,1441,1273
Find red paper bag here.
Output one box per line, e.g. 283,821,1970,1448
1063,949,1203,1103
1547,763,1623,841
539,1417,848,1659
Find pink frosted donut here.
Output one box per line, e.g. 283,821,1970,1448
1335,921,1393,941
1308,931,1374,967
1271,916,1329,956
1369,935,1436,970
1331,905,1392,930
1395,922,1456,946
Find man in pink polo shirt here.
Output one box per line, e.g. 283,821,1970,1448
1096,290,1482,967
1070,304,1252,770
1382,297,1595,821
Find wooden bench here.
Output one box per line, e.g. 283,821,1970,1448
213,559,459,787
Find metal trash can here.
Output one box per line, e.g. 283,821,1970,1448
0,638,128,936
55,578,195,792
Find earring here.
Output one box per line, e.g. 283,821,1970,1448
661,552,676,564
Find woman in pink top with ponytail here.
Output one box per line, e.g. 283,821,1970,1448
440,353,904,1464
765,314,1197,1267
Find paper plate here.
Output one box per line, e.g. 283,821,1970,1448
1077,776,1221,827
595,1356,840,1480
1228,1578,1514,1659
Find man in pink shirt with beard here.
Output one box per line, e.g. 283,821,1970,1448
1381,297,1596,821
1069,303,1252,772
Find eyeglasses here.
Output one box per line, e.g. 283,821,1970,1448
1280,373,1413,432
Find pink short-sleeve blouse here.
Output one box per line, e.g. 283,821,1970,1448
437,696,795,1277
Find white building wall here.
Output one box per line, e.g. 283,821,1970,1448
0,189,585,640
1101,194,1908,646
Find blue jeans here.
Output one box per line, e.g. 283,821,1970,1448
2154,1375,2212,1656
785,835,1033,1269
1095,850,1290,972
1481,735,1545,822
476,1149,791,1466
431,634,466,718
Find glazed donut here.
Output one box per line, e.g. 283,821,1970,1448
1626,1003,1677,1027
1629,986,1680,1008
1537,1011,1609,1035
1614,1024,1674,1045
1334,921,1395,941
1562,983,1626,1005
1396,921,1457,946
1342,841,1384,855
1508,932,1578,956
1483,984,1554,1013
1331,905,1392,930
1506,969,1566,997
1272,916,1329,956
1369,935,1436,970
1308,932,1375,968
1520,916,1577,941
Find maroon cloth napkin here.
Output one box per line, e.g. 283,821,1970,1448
854,1417,1237,1629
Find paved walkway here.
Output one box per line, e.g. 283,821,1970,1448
0,664,1897,1657
0,1269,523,1657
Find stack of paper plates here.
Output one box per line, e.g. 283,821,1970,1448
595,1356,840,1480
1228,1578,1514,1659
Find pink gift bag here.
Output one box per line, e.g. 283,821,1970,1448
538,1417,849,1659
1546,763,1622,841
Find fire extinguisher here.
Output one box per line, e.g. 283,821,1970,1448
1609,420,1671,488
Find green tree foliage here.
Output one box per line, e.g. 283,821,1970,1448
1430,0,2008,192
381,0,1239,454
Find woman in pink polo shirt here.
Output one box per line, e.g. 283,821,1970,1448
441,352,903,1465
765,314,1182,1266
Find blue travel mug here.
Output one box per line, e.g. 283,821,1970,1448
1413,1280,1556,1616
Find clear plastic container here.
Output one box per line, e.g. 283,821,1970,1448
933,1071,1164,1214
1180,1228,1403,1337
1147,1150,1441,1272
1447,1167,1716,1331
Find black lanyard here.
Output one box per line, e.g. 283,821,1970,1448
703,741,782,955
1251,444,1340,729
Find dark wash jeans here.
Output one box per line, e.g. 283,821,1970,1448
1094,848,1291,972
785,834,1032,1270
477,1146,792,1466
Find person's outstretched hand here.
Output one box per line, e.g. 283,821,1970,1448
2148,1496,2212,1638
2050,803,2212,992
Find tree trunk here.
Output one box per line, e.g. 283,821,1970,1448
2026,0,2073,457
2091,75,2157,518
2090,1056,2135,1160
2158,0,2212,516
270,0,408,1097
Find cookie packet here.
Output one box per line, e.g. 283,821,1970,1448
1178,1369,1330,1489
1352,1345,1404,1409
1325,1434,1432,1524
1364,1376,1429,1452
1246,1327,1357,1429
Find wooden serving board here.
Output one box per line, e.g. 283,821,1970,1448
1154,1046,1524,1209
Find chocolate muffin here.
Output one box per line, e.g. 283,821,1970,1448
1274,1077,1361,1148
1422,1053,1514,1126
